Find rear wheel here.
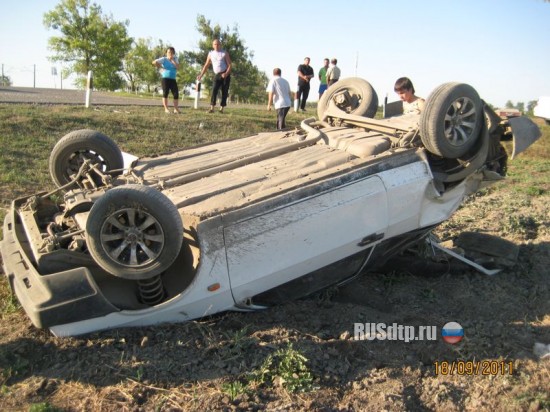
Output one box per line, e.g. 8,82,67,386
49,129,124,188
317,78,378,120
86,185,183,280
420,83,483,158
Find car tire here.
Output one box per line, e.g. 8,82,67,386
49,129,124,188
86,184,183,280
317,77,379,120
420,83,483,158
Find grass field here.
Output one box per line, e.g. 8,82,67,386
0,104,309,230
0,103,548,411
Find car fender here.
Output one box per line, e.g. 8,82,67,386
508,116,541,159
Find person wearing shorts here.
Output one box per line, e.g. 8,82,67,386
153,47,180,114
318,58,329,98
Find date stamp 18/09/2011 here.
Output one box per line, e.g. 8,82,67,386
433,360,514,376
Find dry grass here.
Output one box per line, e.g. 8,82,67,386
0,109,549,411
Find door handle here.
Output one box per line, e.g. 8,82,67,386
357,233,384,247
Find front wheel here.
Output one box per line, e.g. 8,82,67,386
419,83,483,158
317,78,379,120
86,185,183,280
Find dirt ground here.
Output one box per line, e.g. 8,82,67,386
0,185,548,411
0,141,549,410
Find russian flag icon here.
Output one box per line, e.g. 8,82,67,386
442,322,464,344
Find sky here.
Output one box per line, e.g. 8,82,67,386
1,0,549,107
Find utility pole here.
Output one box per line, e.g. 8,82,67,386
33,64,36,88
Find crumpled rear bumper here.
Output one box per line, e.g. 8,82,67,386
1,201,118,329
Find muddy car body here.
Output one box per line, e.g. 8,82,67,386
1,78,540,336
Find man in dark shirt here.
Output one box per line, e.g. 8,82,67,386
296,57,314,112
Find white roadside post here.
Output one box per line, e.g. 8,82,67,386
194,81,201,109
85,71,93,108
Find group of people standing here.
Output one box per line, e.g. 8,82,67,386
267,57,341,130
153,43,425,131
295,57,341,112
153,39,232,115
267,68,424,131
317,58,341,98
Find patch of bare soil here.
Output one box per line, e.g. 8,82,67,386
1,188,549,411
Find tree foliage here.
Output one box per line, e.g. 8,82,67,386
176,52,199,94
43,0,132,90
123,38,160,92
43,7,268,100
0,75,11,87
527,100,538,115
505,99,527,113
123,39,196,94
184,15,268,103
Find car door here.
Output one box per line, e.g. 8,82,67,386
223,175,388,304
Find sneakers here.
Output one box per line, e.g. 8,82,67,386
173,109,181,114
208,108,214,113
164,109,171,114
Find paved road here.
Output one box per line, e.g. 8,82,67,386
0,86,160,106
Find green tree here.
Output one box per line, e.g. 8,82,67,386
505,100,514,109
43,0,133,90
123,39,196,95
515,102,525,113
123,37,159,92
176,51,199,95
184,15,268,104
0,75,11,86
527,100,538,115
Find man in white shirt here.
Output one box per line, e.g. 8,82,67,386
266,68,293,130
326,58,341,87
197,39,232,113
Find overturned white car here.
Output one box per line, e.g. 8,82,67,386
1,78,541,336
